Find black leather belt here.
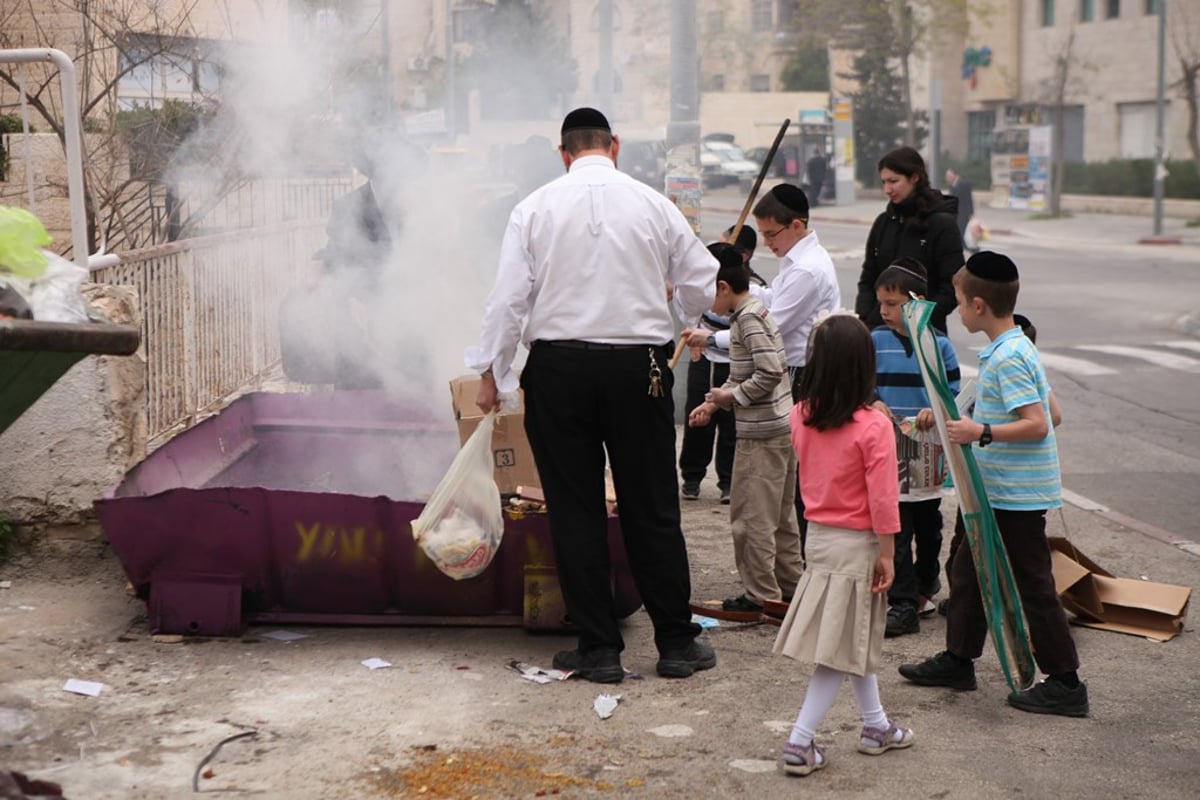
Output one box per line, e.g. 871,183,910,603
536,339,657,351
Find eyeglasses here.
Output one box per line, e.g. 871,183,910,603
760,225,790,241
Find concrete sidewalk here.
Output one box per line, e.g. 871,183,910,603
705,185,1200,252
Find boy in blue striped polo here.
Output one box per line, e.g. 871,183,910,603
899,251,1088,718
871,258,960,637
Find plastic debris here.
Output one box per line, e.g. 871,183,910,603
507,660,571,684
62,679,103,697
362,658,392,670
691,613,720,629
259,630,309,642
593,693,621,720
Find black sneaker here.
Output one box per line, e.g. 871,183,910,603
719,486,731,505
936,598,949,617
898,651,977,690
552,648,624,684
656,638,717,678
885,604,920,637
1008,679,1089,717
682,482,701,500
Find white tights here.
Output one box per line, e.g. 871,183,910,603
788,665,889,747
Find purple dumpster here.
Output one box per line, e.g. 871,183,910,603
95,391,640,636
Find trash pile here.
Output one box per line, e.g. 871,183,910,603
0,206,90,323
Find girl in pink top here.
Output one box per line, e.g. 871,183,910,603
771,314,911,777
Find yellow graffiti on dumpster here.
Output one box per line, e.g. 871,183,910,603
293,521,385,565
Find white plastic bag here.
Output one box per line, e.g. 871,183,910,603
964,217,989,252
6,250,90,322
411,411,505,580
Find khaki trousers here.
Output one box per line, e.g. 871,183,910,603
730,434,804,603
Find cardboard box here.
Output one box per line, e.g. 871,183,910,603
1049,537,1191,642
449,376,540,495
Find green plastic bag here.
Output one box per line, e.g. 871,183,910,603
0,207,51,278
902,297,1036,694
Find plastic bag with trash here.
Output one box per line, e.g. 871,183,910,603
411,411,504,580
964,217,989,251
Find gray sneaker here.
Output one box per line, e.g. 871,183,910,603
681,482,700,500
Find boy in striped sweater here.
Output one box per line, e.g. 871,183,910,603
687,244,803,613
870,258,960,637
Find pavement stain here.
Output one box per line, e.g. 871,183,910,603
365,743,625,798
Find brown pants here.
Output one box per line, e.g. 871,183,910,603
729,434,804,603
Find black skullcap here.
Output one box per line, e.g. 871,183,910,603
965,250,1019,282
770,183,809,217
707,242,743,271
561,107,611,134
729,225,757,256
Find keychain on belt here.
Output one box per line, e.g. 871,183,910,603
647,347,663,397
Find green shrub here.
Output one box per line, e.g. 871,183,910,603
1062,158,1200,199
940,154,992,191
0,112,28,181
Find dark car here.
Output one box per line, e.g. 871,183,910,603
621,139,667,190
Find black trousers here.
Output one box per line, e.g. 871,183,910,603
887,498,943,607
521,341,701,655
679,357,734,489
789,368,807,559
946,509,1080,676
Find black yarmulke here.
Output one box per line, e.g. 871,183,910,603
561,107,611,134
770,183,809,216
732,225,757,255
965,250,1019,282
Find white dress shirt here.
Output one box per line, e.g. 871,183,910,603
712,230,839,368
466,154,718,391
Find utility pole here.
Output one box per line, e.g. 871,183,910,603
665,0,701,228
598,0,614,114
1152,0,1167,236
445,0,456,142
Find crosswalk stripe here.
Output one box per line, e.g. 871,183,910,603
1075,344,1200,372
1157,340,1200,355
1036,351,1118,376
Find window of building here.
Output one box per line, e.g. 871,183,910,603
750,74,771,92
1041,0,1054,26
1105,0,1120,18
778,0,800,28
704,73,726,91
116,34,221,110
1119,102,1168,157
1080,0,1094,21
707,11,724,34
751,0,772,32
967,110,996,161
1145,0,1160,12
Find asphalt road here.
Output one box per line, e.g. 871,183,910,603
693,202,1200,544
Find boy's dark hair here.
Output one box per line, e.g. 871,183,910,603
709,243,750,292
953,266,1019,317
874,257,928,297
752,191,805,227
798,315,877,431
1014,313,1037,344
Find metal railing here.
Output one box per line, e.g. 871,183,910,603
94,220,327,444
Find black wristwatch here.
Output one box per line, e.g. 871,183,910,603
706,334,717,348
979,423,993,447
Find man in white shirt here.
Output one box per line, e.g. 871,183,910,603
684,183,840,560
468,108,719,683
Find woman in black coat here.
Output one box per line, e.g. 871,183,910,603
855,147,964,332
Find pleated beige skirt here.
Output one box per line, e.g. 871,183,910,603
772,522,887,676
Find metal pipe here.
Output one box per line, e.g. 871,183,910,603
1152,0,1167,236
0,48,89,268
598,0,614,114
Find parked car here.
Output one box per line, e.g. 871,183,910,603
621,138,667,189
701,140,758,188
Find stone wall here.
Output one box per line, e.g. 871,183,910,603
0,285,145,528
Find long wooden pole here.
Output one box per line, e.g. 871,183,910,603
669,117,791,370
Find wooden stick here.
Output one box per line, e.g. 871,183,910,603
669,118,791,370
